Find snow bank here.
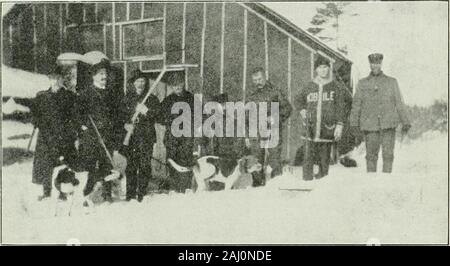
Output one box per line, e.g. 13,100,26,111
1,130,448,244
2,97,30,114
2,120,36,150
2,64,50,98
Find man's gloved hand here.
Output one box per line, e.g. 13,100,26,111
124,123,135,132
334,124,344,141
402,124,411,134
300,109,307,121
136,103,149,115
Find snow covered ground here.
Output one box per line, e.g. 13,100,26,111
1,120,448,244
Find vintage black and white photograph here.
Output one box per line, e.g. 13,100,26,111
1,0,448,245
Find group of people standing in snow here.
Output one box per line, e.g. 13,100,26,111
30,51,411,205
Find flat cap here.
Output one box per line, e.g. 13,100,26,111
368,53,384,63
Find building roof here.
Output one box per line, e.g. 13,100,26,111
243,3,352,64
3,2,352,65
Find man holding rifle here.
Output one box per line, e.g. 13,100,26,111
120,70,161,202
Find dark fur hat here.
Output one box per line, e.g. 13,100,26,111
89,59,110,76
128,69,147,84
314,56,331,69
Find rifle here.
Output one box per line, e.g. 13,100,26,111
123,67,167,146
122,63,199,146
27,127,37,152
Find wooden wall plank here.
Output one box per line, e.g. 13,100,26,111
185,2,204,94
290,41,312,160
129,2,142,21
203,3,222,99
223,3,245,102
267,24,289,159
143,3,164,19
165,3,183,65
245,11,265,97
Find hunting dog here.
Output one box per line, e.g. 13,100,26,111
51,165,120,216
168,155,262,192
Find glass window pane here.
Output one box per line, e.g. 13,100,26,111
123,21,164,59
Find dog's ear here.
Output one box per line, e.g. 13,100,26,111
238,157,248,173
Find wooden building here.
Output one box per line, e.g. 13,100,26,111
2,2,353,164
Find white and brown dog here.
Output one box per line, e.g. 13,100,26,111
168,155,262,192
51,165,120,216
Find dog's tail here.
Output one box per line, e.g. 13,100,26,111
167,158,192,172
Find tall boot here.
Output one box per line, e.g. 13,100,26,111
366,159,377,173
382,159,393,173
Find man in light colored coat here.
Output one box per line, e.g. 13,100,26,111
350,53,411,173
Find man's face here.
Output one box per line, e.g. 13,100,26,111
134,77,146,95
49,76,63,92
93,68,108,89
172,83,184,96
252,71,266,89
370,63,382,75
316,65,330,79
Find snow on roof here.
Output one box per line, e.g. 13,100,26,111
2,64,50,98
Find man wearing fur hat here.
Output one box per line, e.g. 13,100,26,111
295,56,347,180
120,70,161,202
75,59,122,203
350,53,411,173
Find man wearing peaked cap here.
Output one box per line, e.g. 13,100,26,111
350,53,411,173
368,53,383,64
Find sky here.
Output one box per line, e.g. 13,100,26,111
2,2,448,106
264,1,448,107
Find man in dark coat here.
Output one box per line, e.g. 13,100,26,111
295,56,347,180
245,67,293,186
75,59,122,202
32,66,78,200
350,53,411,173
120,70,161,202
206,93,247,190
158,73,195,193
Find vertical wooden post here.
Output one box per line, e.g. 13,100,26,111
242,8,247,102
264,21,269,78
219,2,225,94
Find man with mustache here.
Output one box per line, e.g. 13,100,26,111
245,67,293,186
75,59,121,203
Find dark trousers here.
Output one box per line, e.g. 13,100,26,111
79,140,113,199
364,128,396,173
249,139,283,187
165,136,194,193
125,145,153,199
32,134,77,197
303,140,332,180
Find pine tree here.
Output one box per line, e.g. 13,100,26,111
307,2,357,55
